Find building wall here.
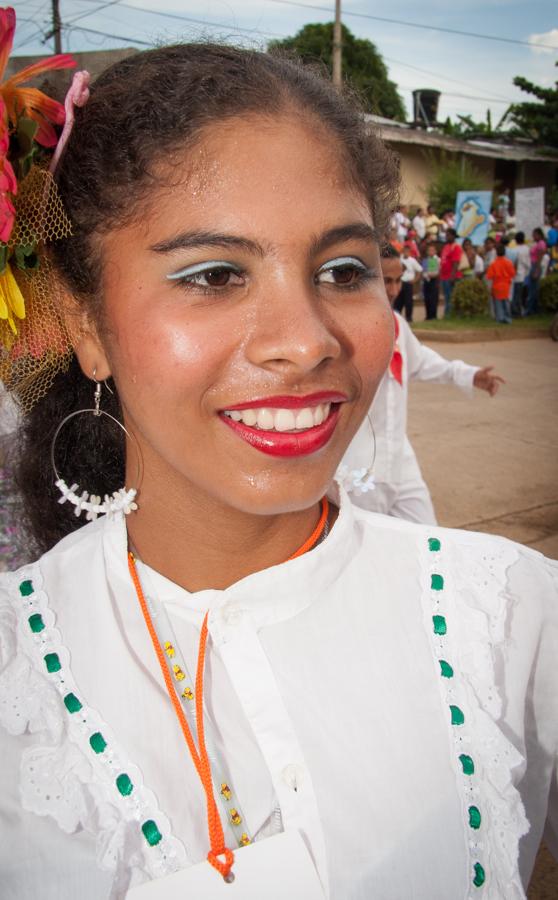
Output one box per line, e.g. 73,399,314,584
389,141,498,209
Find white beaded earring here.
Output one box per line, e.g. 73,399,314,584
51,371,140,520
336,414,376,496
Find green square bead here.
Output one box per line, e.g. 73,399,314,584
19,580,34,597
116,773,134,796
28,614,45,633
473,862,486,887
64,693,82,713
90,732,107,754
450,705,465,726
431,573,444,591
468,806,481,830
459,754,475,776
432,615,447,635
142,820,162,847
439,659,454,678
44,652,61,673
428,538,441,552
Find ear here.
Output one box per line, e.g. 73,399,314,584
60,286,112,382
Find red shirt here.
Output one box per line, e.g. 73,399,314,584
440,242,462,280
486,257,515,300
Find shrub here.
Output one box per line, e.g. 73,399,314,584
451,278,490,318
427,153,490,213
539,274,558,313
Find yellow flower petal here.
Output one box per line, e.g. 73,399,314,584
2,264,25,320
0,280,8,319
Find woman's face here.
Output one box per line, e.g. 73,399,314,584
86,114,393,515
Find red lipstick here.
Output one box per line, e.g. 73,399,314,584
220,405,341,457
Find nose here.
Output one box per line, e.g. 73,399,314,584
245,279,342,377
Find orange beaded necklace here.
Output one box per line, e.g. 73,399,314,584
128,496,329,882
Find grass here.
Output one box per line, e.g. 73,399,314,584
412,313,554,331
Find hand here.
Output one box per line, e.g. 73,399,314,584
473,366,505,396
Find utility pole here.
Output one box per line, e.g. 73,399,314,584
52,0,62,53
332,0,342,90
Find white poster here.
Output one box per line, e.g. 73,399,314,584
515,187,545,237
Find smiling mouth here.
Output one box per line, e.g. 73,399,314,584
223,402,333,432
219,396,344,457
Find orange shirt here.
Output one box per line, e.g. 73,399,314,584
486,257,515,300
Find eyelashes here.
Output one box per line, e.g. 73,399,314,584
166,256,378,294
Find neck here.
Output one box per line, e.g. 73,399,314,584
126,460,331,593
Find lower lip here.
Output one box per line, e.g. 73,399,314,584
220,406,341,457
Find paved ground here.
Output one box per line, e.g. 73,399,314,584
408,336,558,897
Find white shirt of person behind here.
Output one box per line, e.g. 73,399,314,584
401,255,422,282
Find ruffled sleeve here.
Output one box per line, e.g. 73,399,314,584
0,564,189,898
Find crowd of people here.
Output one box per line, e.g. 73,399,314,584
389,204,558,324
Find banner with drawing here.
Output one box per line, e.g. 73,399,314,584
454,191,492,245
514,187,544,238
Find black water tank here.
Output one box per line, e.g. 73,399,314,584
412,89,440,128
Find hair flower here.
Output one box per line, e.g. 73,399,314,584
0,7,76,148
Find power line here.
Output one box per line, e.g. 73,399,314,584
267,0,558,50
398,86,511,104
64,23,152,46
68,0,284,40
383,56,515,105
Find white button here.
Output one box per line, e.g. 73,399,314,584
282,764,304,791
223,608,243,626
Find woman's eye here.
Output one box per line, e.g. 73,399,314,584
324,266,360,285
167,263,244,290
315,257,374,288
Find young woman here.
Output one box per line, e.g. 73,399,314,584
0,44,556,900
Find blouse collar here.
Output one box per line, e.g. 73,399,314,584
103,481,356,630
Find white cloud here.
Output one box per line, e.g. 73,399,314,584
528,29,558,54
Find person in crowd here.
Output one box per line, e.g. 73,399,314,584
411,207,426,240
0,30,556,900
389,226,403,253
497,188,511,219
391,204,410,243
460,238,483,279
421,242,440,319
486,243,515,324
439,228,462,315
511,231,531,317
340,245,505,525
547,214,558,272
526,227,547,315
403,228,419,258
425,204,443,239
394,243,422,322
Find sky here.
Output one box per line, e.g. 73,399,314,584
13,0,558,127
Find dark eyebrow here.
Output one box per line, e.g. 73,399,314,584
150,230,265,256
310,223,380,257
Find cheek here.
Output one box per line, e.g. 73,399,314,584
351,302,394,392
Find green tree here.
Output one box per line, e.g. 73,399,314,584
268,22,405,121
500,62,558,149
427,153,490,213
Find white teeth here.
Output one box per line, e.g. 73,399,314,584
224,402,333,432
295,408,314,429
275,409,297,432
257,408,274,430
241,408,257,426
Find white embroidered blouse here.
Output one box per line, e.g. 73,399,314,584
0,487,557,899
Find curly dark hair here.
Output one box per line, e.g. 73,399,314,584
16,42,400,554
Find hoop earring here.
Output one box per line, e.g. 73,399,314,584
51,372,140,520
336,414,376,496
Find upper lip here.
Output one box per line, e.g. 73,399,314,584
221,391,348,411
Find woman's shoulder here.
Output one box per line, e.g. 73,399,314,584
351,504,557,616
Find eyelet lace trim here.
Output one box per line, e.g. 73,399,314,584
0,565,189,895
421,534,529,899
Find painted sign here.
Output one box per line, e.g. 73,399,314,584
454,191,492,244
515,187,545,237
